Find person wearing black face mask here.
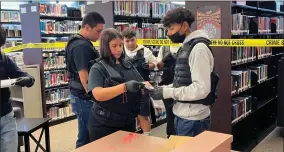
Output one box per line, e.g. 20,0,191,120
150,7,218,137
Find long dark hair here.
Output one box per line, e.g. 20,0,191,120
99,28,125,65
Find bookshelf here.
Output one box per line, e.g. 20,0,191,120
185,1,284,151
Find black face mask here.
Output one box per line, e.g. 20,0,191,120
168,31,186,43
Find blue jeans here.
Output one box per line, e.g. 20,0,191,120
174,116,211,137
70,94,93,148
0,111,18,152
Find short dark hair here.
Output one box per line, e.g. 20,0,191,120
162,7,195,28
0,26,6,47
122,28,136,39
82,12,105,28
100,28,124,64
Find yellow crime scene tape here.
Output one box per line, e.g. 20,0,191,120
3,39,284,54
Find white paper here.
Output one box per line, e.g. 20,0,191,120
20,7,26,14
31,6,37,12
0,79,17,88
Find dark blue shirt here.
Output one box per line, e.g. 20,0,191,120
0,52,31,116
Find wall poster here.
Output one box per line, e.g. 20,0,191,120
197,5,221,39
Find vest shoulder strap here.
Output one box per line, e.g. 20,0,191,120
182,37,212,57
99,60,123,82
136,47,144,58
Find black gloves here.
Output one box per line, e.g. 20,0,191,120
140,62,149,70
162,53,174,63
15,76,34,88
125,80,145,92
149,87,163,100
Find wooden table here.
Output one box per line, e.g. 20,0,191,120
17,118,51,152
72,130,233,152
73,131,168,152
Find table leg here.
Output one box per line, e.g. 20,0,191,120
24,135,30,152
45,123,51,152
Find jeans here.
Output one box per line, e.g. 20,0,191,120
0,111,18,152
70,94,93,148
174,116,211,137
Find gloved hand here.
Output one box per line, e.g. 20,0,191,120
140,62,149,70
149,87,163,100
125,80,145,92
15,76,34,88
162,52,174,63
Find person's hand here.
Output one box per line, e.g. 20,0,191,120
149,87,163,100
162,53,173,63
141,62,149,70
15,77,34,88
125,80,145,92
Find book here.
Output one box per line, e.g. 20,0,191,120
40,19,81,34
1,10,21,22
248,64,268,83
231,70,252,94
232,95,252,123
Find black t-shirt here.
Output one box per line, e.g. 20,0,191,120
66,38,97,99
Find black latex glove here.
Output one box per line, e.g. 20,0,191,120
149,87,163,100
162,52,174,63
125,80,145,92
140,62,149,70
15,77,34,88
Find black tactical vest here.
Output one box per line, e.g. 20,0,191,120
173,37,219,106
124,48,150,81
96,59,144,116
65,34,100,91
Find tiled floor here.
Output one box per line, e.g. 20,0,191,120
21,120,283,152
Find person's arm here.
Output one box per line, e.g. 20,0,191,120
144,48,158,70
4,54,35,87
88,65,126,102
163,43,213,101
72,44,94,92
156,47,164,70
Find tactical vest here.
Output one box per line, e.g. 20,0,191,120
159,46,178,85
0,52,13,116
65,34,99,91
173,37,219,106
124,48,150,81
92,59,144,127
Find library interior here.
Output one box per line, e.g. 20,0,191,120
1,1,284,152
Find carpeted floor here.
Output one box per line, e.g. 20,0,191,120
20,120,283,152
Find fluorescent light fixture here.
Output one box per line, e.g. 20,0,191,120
171,2,185,5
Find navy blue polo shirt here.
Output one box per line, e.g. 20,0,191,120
0,52,31,116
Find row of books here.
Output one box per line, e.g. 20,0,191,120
44,71,68,88
231,13,281,35
47,105,75,121
1,10,20,22
231,47,272,65
231,65,268,95
232,95,252,124
43,55,65,70
2,25,21,37
40,20,81,34
113,1,180,18
115,23,166,39
39,4,69,17
46,88,70,105
231,70,251,95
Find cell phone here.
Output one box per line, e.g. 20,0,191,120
144,85,155,91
